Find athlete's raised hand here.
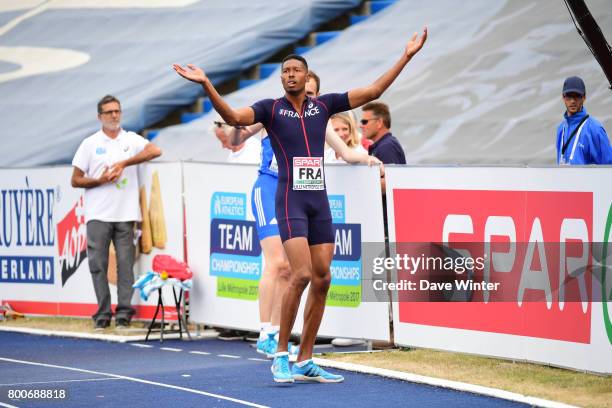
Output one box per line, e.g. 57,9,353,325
404,26,427,58
173,64,208,84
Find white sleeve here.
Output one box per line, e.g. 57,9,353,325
246,137,262,164
354,144,367,154
71,139,90,174
129,132,149,155
324,146,336,163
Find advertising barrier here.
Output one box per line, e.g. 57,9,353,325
185,162,390,340
385,166,612,374
5,161,609,371
0,163,184,319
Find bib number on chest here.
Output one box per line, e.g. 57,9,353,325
293,157,324,190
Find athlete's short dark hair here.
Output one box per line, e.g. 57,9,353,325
281,54,308,71
97,95,121,114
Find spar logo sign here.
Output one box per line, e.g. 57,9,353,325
603,203,612,345
393,189,593,343
56,195,87,286
209,192,261,300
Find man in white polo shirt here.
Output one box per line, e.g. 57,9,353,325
71,95,162,330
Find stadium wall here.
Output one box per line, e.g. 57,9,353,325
183,162,390,341
0,163,610,373
385,166,612,374
0,163,184,320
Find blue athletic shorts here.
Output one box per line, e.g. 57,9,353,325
251,173,280,240
275,183,334,245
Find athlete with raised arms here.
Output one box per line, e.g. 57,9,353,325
228,71,379,361
173,26,427,383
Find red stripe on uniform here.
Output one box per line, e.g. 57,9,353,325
269,99,292,239
299,101,311,157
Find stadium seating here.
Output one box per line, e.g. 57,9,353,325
0,0,361,166
2,0,610,165
153,0,612,165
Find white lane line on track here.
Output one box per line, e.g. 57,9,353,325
217,354,240,359
0,357,268,408
0,378,121,386
247,358,269,362
0,402,20,408
314,358,578,408
130,344,153,348
160,347,182,352
189,351,210,355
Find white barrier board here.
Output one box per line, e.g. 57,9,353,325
386,166,612,374
185,162,390,340
0,162,184,319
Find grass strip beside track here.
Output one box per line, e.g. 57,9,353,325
323,349,611,408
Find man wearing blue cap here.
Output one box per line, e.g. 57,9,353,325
556,76,612,165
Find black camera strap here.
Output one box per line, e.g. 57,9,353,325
561,115,589,155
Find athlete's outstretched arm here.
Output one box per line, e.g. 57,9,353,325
325,123,381,166
229,123,265,146
172,63,255,126
347,26,427,109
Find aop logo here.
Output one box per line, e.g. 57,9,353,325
56,196,87,286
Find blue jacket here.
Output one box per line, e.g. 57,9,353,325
556,108,612,165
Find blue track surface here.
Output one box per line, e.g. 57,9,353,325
0,332,528,407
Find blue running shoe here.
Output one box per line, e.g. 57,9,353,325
291,360,344,383
271,353,294,383
257,332,278,358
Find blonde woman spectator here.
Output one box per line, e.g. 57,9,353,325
324,112,367,163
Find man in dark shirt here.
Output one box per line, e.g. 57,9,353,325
360,101,406,193
360,101,406,164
